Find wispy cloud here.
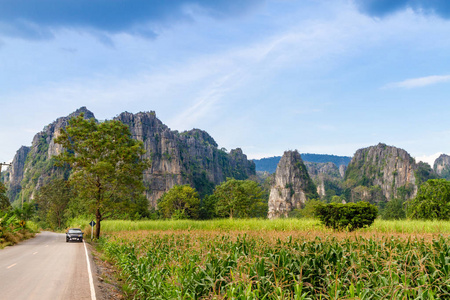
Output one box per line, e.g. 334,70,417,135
415,152,443,166
383,75,450,89
355,0,450,19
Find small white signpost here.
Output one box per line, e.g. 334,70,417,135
89,220,96,240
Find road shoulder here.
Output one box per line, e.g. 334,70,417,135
85,242,125,300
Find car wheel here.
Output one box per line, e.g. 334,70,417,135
66,239,69,243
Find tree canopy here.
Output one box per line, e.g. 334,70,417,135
408,179,450,220
55,114,149,238
35,179,73,229
158,185,200,219
381,198,406,220
213,178,266,219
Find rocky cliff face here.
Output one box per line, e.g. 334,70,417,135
434,154,450,180
4,107,94,203
4,108,255,207
339,165,347,178
2,146,30,201
345,143,417,202
305,162,343,199
116,111,255,207
267,151,317,219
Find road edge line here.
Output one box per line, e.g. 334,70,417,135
84,241,97,300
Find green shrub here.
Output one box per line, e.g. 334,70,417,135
314,202,378,231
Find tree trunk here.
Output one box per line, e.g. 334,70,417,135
95,208,101,239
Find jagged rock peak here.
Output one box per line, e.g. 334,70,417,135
267,150,317,219
182,129,218,148
68,106,95,119
116,111,255,207
434,154,450,179
345,143,417,201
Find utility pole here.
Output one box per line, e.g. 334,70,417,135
0,162,11,173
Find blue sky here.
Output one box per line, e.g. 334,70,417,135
1,0,450,165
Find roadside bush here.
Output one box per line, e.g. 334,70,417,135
314,201,378,231
0,211,36,248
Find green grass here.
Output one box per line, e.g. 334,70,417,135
69,217,450,234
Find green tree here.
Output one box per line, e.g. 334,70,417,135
381,198,406,220
199,195,217,219
12,202,36,221
315,202,378,231
55,114,149,238
330,195,342,203
213,178,266,219
415,162,438,186
158,185,200,219
408,179,450,220
35,179,73,229
0,182,11,211
289,199,323,218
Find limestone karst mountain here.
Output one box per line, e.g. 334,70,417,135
344,143,419,202
115,111,255,207
4,107,94,202
434,154,450,180
304,161,343,200
267,150,318,219
2,107,255,208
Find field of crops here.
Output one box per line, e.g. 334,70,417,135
93,219,450,299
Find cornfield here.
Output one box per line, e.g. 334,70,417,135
99,230,450,299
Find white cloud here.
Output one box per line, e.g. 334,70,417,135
415,152,443,166
384,75,450,89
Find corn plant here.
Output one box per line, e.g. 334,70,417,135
98,231,450,299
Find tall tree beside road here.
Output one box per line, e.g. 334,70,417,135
55,114,149,238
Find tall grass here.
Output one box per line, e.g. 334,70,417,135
69,218,450,234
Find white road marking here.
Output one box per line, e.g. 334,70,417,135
83,241,97,300
7,263,17,269
33,252,38,255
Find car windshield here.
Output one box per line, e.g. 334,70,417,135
68,229,82,233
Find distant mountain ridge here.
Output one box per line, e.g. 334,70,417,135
254,154,352,173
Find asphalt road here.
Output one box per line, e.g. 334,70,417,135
0,231,96,300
